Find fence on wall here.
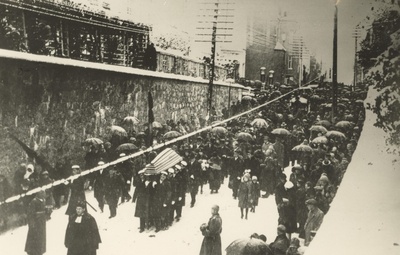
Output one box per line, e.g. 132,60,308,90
0,0,227,81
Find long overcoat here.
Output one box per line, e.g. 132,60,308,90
133,180,150,218
65,212,101,255
25,197,46,255
237,181,252,208
153,180,171,218
200,213,222,255
65,178,86,216
304,207,324,246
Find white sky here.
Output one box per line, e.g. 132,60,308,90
71,0,393,84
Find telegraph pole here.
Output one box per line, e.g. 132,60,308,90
332,3,338,122
196,0,234,120
208,11,218,118
352,26,361,92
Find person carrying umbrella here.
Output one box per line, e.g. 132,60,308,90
103,165,125,219
199,205,222,255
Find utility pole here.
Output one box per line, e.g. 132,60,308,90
208,13,218,118
196,0,234,121
352,26,361,92
332,3,338,122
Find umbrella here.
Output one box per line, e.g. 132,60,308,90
242,96,253,101
271,128,290,136
335,120,354,129
355,99,364,104
211,126,228,135
315,120,331,128
292,144,313,153
312,136,329,144
310,95,322,100
110,125,128,137
270,91,282,97
236,132,254,142
211,120,227,127
136,132,146,138
83,138,103,147
326,130,346,139
290,97,308,104
123,116,140,126
163,131,181,139
152,121,163,129
116,143,138,153
344,114,354,121
309,125,328,134
226,237,272,255
251,118,269,128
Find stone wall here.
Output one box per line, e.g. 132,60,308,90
0,55,242,180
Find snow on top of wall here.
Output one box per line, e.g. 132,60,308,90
0,49,245,89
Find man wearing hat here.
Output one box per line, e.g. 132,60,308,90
153,171,171,231
295,178,307,239
116,153,133,203
64,200,101,255
65,165,86,216
25,191,47,255
304,198,324,246
269,225,290,255
199,205,222,255
93,161,106,213
39,171,55,220
103,165,125,218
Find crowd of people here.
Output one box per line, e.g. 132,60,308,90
0,84,366,255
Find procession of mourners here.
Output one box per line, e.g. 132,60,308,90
0,84,366,255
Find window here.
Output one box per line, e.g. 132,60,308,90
288,55,293,70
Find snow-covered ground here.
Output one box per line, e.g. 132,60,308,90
305,88,400,255
1,87,399,255
0,175,283,255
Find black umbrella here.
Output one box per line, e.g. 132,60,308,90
226,238,272,255
116,143,138,153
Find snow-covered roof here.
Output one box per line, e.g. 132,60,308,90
274,41,286,51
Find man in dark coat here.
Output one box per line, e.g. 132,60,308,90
93,161,106,213
115,154,133,203
65,165,86,216
189,157,201,207
132,170,150,233
228,152,244,199
25,191,46,255
174,164,187,221
200,205,222,255
269,225,290,255
153,171,171,232
304,198,324,246
103,166,125,218
64,201,101,255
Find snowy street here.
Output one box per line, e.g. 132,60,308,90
0,175,284,255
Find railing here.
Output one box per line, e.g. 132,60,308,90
0,1,228,80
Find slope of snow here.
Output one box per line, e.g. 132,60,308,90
305,87,400,255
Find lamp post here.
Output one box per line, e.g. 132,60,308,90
260,67,266,90
268,70,275,89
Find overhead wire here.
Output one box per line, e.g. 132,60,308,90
0,86,304,206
